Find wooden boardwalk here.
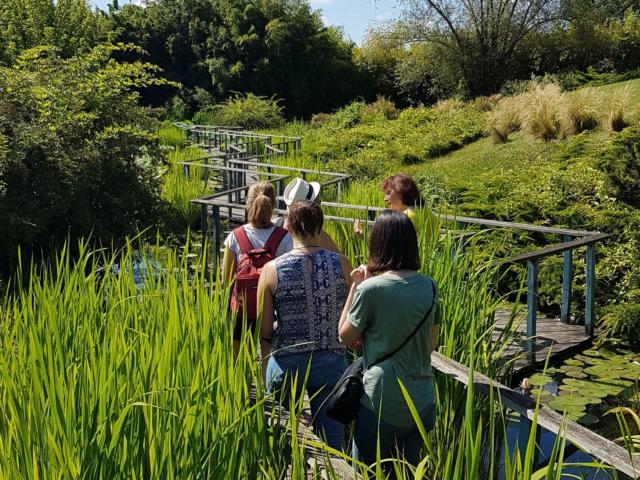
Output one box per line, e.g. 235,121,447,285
493,309,593,377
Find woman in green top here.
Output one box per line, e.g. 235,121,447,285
339,210,440,469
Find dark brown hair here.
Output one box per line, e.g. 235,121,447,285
368,210,420,274
247,181,275,228
381,174,422,207
287,200,324,238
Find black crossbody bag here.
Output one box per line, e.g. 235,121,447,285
325,280,437,425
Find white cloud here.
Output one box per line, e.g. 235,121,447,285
310,0,334,5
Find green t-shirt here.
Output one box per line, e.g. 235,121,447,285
348,274,440,427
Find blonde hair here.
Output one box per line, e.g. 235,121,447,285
247,181,276,228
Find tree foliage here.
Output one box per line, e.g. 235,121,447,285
0,0,108,65
108,0,367,118
0,45,169,272
399,0,560,96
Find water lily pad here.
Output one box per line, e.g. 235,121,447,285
531,388,552,397
559,365,583,372
565,370,588,379
577,413,600,425
579,388,609,398
567,412,585,421
549,394,590,405
528,374,553,386
584,365,610,375
559,384,580,392
599,349,620,360
583,349,602,357
548,398,587,412
564,359,585,367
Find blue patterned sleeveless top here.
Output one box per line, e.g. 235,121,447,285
273,249,348,355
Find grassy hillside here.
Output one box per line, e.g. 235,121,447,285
276,79,640,339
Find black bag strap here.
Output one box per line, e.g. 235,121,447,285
369,280,437,369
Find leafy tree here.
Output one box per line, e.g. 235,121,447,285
0,0,108,65
399,0,560,96
0,45,171,273
107,0,367,118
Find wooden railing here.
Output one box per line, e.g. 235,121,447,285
176,126,608,366
177,124,302,159
193,179,608,366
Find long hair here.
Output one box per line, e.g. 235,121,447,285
247,181,276,228
367,210,420,274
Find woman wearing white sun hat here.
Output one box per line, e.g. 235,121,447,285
275,178,340,253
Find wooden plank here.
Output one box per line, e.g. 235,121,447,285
252,388,357,479
431,352,640,478
493,313,592,372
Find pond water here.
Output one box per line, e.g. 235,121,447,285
527,347,640,429
505,345,640,478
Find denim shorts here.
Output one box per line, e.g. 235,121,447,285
266,350,347,451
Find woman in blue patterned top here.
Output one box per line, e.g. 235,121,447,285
258,200,353,450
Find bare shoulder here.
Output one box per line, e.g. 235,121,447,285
337,253,353,272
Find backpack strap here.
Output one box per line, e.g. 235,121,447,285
264,227,288,254
233,226,254,255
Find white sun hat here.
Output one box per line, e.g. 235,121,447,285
283,178,321,206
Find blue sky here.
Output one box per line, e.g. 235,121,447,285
89,0,399,45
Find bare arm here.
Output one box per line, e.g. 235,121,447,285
258,262,276,383
319,230,341,254
338,283,361,345
429,324,440,355
220,247,236,287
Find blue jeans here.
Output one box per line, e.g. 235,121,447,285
353,403,436,468
266,351,347,450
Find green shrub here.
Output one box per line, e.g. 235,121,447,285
360,97,399,123
194,93,284,129
599,126,640,207
0,45,170,274
599,303,640,351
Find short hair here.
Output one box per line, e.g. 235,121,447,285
367,210,420,274
381,174,422,207
247,181,275,228
287,200,324,238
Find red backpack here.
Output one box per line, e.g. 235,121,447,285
230,226,288,322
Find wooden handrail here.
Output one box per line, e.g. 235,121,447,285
432,352,640,478
504,233,610,264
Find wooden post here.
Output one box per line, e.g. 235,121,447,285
585,244,596,337
367,209,376,230
526,260,539,364
518,415,540,467
183,163,190,179
200,203,209,269
212,206,221,273
561,234,574,324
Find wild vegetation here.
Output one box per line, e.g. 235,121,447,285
0,44,170,274
0,221,608,478
2,0,640,477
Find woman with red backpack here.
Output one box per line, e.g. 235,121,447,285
221,181,293,356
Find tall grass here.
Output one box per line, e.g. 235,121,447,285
162,146,211,228
0,231,610,478
158,124,187,149
0,241,294,478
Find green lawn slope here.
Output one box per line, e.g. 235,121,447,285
279,79,640,334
